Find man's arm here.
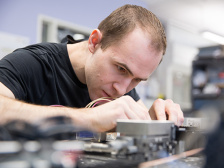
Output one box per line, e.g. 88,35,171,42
0,81,183,131
0,82,151,132
0,82,89,128
0,82,100,131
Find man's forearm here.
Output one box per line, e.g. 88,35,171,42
0,95,90,130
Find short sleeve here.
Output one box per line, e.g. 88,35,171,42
0,50,29,99
125,88,140,101
0,47,50,101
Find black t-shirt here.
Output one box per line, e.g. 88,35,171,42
0,38,140,107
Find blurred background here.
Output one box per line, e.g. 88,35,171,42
0,0,224,115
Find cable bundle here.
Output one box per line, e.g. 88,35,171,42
85,97,115,108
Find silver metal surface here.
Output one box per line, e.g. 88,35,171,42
116,119,175,136
182,117,204,128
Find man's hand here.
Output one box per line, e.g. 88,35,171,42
149,98,184,126
86,96,151,132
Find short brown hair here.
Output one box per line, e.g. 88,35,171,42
98,4,167,55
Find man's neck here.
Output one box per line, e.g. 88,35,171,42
67,41,89,84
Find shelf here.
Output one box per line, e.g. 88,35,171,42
193,58,224,65
192,46,224,110
192,93,224,99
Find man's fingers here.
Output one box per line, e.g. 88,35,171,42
165,99,184,126
150,99,166,120
149,98,184,126
165,99,177,124
126,98,151,120
175,103,184,126
117,96,151,120
125,104,141,119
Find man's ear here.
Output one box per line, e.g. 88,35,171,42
88,29,102,53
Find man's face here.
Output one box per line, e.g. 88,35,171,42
85,28,163,101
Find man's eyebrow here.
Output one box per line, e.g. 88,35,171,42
118,63,148,81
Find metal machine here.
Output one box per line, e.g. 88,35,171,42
0,117,205,168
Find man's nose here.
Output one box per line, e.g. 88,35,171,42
113,78,132,96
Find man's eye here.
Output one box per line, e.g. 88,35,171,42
117,66,126,73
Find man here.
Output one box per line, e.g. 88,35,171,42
0,4,184,132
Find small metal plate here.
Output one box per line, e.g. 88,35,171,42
116,119,174,136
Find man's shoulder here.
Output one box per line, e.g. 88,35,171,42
12,42,66,58
23,42,64,52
